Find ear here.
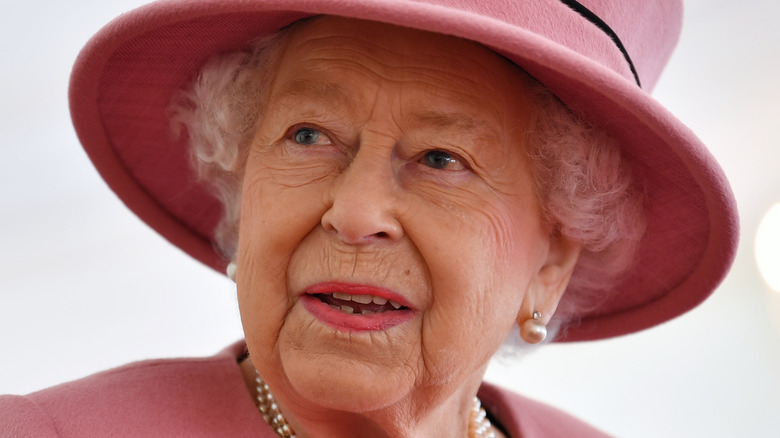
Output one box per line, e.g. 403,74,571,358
517,234,582,326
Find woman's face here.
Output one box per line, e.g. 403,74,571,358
237,16,574,414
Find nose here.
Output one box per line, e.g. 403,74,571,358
321,148,404,244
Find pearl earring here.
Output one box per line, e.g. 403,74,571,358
226,261,237,282
520,311,547,344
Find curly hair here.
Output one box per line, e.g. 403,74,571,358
168,29,292,260
169,25,646,343
523,88,646,340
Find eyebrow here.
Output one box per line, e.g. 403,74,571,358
276,78,357,111
407,110,500,146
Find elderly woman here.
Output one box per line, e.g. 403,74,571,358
0,0,737,437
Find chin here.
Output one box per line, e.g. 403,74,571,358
280,348,415,413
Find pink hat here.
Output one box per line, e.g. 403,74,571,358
69,0,738,341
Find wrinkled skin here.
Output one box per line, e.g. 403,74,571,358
236,16,581,438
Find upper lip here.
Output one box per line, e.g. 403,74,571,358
303,281,414,310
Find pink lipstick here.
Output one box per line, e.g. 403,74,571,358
301,282,415,332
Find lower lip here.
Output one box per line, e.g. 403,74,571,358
300,285,415,332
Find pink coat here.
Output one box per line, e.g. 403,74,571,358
0,342,610,437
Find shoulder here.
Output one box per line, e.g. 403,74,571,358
0,394,58,437
0,341,268,437
479,382,613,438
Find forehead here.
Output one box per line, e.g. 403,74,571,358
281,16,498,71
269,16,537,121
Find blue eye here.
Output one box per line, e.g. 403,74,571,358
421,150,464,170
294,127,321,145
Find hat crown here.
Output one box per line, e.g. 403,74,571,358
578,0,683,90
400,0,682,90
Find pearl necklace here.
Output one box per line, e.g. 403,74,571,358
255,372,496,438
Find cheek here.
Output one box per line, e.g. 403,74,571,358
412,182,541,287
238,152,338,257
412,193,545,354
236,157,335,352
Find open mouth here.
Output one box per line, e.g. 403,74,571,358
301,282,415,331
313,292,408,315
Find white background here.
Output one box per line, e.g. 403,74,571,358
1,1,779,437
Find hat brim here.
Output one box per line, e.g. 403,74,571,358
69,0,738,341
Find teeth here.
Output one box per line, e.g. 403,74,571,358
331,292,398,307
328,292,405,310
361,310,376,315
340,305,354,314
351,295,373,304
333,292,351,301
